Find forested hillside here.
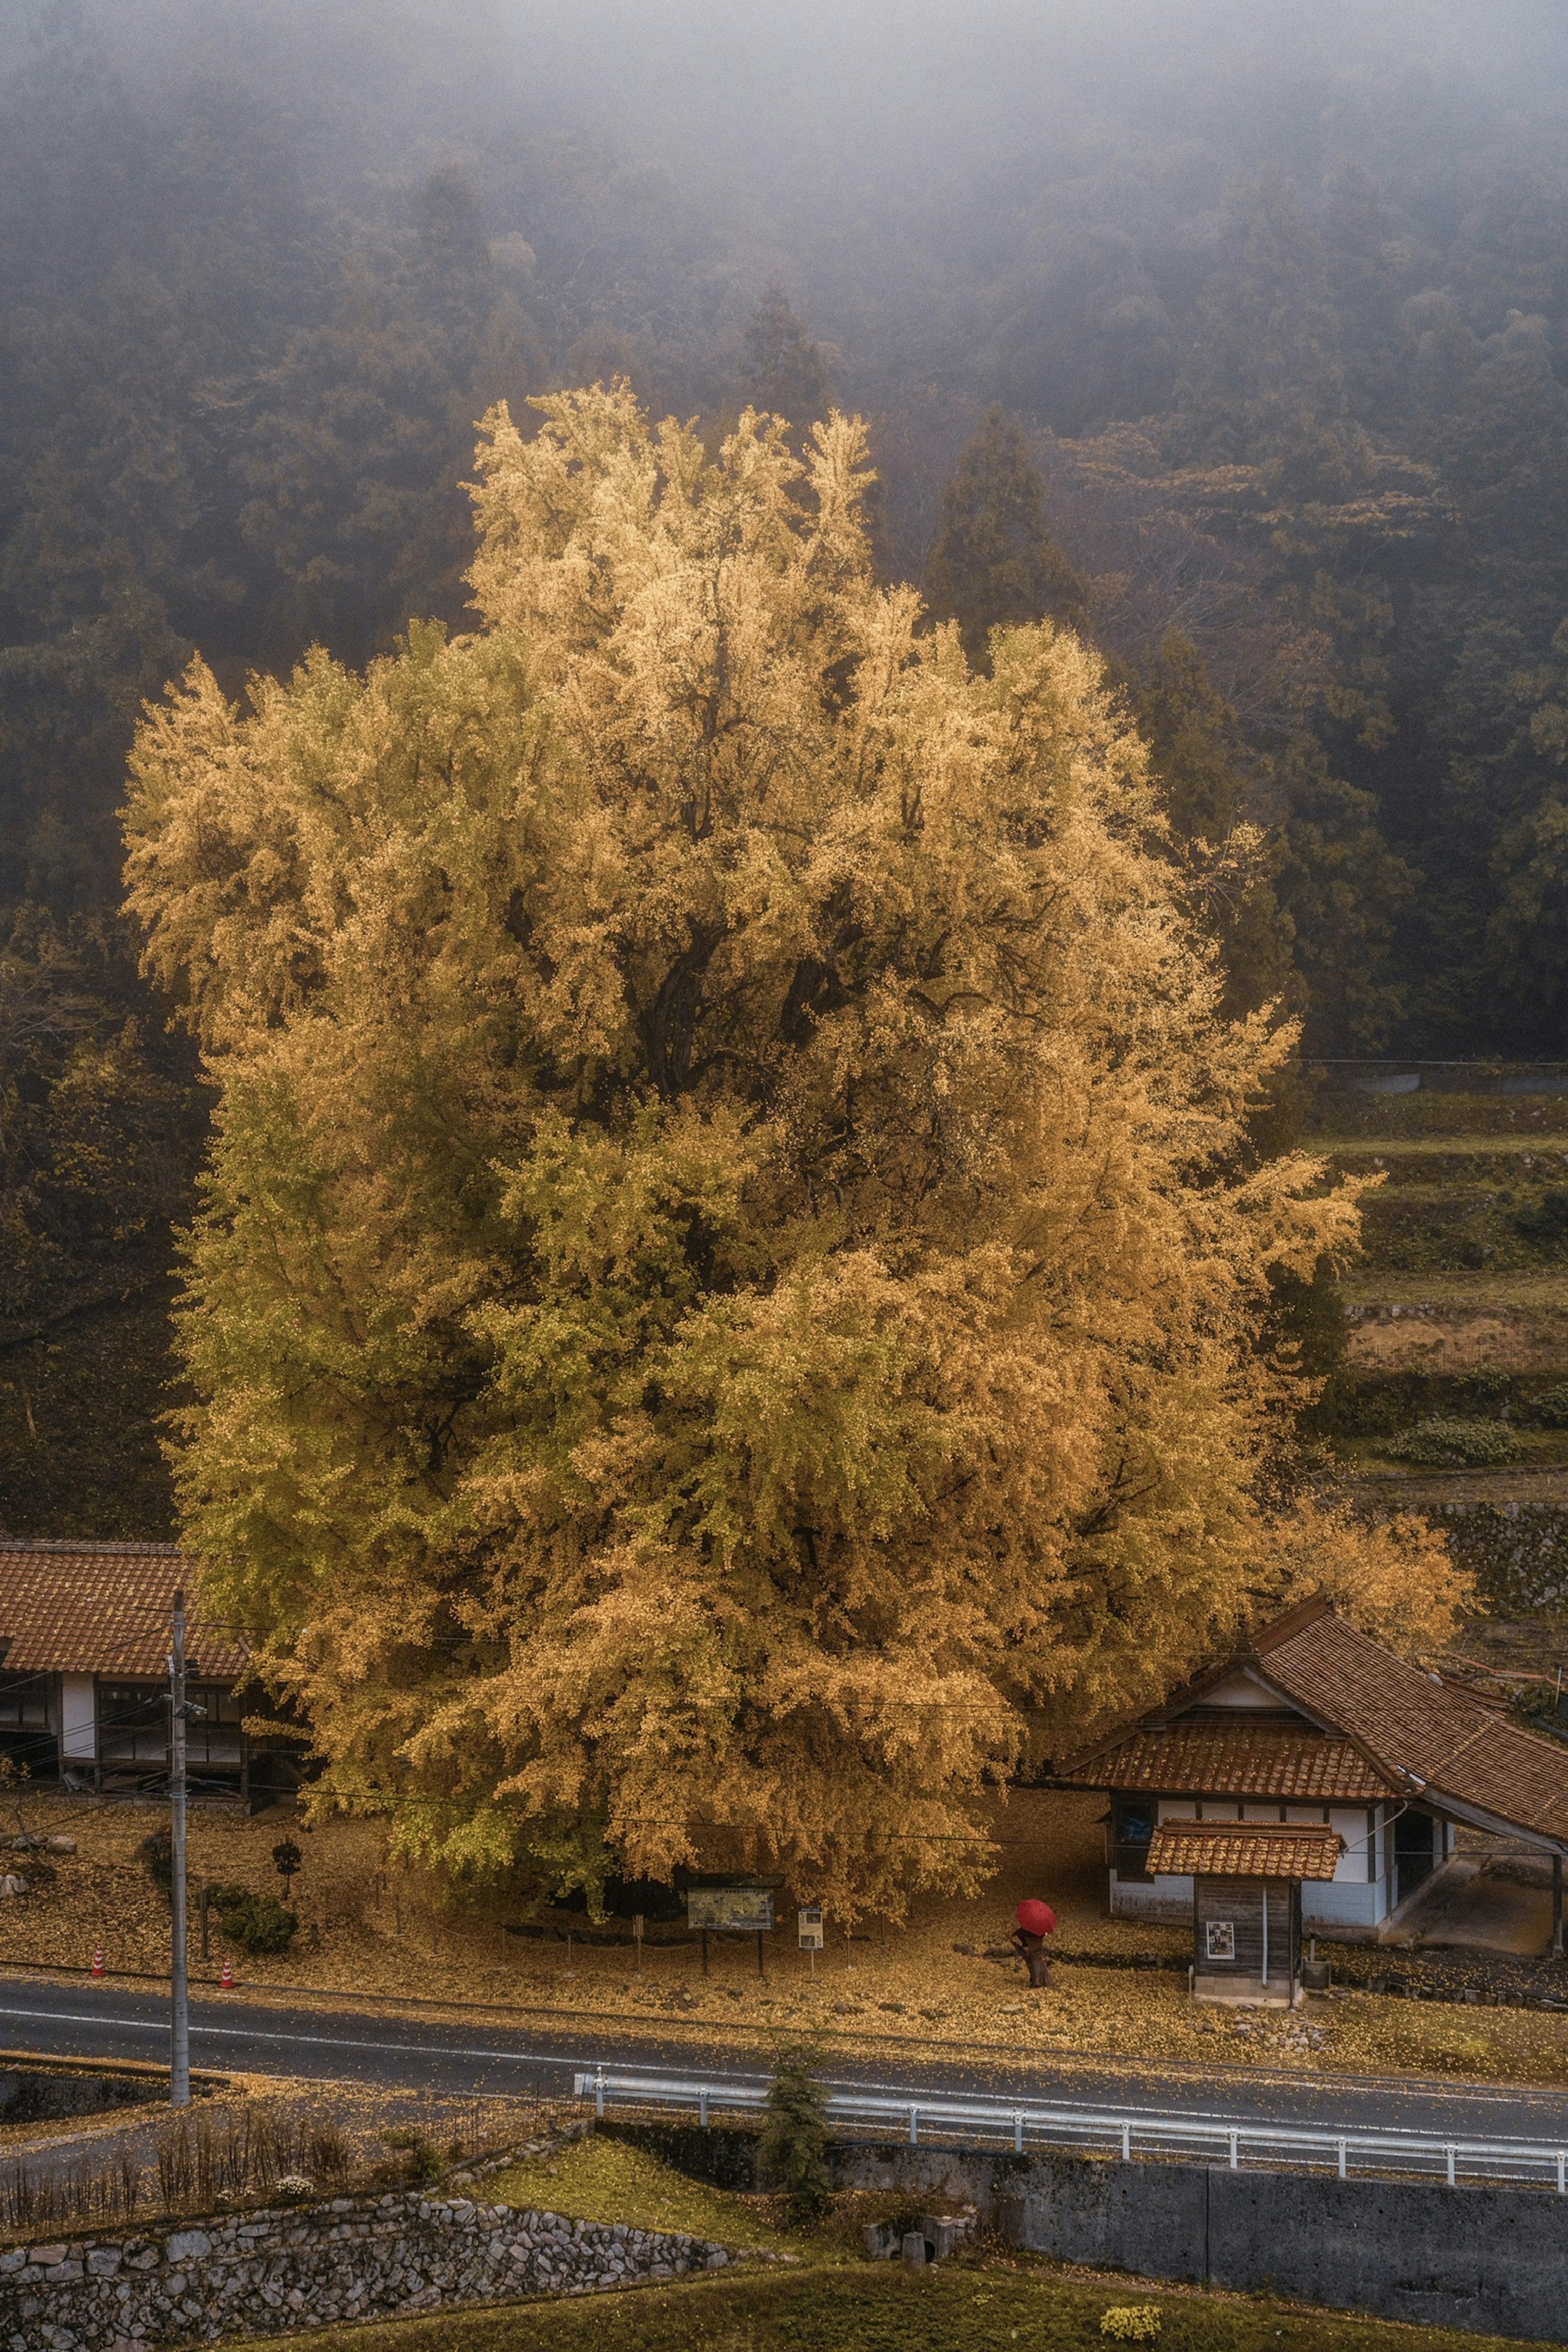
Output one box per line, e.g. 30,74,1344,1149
4,0,1568,1531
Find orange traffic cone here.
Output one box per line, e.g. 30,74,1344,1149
90,1946,105,1979
218,1955,234,1990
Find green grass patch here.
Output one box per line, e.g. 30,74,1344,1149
483,2134,821,2258
1341,1426,1568,1472
227,2258,1558,2352
1338,1270,1568,1308
1323,1134,1568,1161
1306,1094,1568,1140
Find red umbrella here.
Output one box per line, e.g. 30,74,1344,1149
1016,1898,1056,1937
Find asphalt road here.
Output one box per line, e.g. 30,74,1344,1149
2,1972,1565,2147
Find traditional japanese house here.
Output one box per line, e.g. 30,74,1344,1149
1062,1595,1568,1945
0,1538,290,1806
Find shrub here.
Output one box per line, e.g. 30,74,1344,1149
137,1829,174,1900
1515,1188,1568,1250
758,2038,832,2223
207,1881,298,1955
1100,2308,1161,2341
1534,1382,1568,1428
381,2127,442,2184
1382,1418,1522,1468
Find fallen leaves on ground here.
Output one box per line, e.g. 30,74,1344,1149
1,1787,1564,2089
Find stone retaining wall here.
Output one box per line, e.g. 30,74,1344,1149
0,2189,732,2350
1348,1481,1568,1613
1428,1497,1568,1612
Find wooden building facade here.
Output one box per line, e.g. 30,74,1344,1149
1146,1817,1343,2004
0,1539,294,1807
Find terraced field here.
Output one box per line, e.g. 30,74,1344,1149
1303,1065,1568,1625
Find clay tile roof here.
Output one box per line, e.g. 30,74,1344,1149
1146,1820,1344,1880
1061,1724,1392,1801
1254,1605,1568,1847
0,1541,247,1679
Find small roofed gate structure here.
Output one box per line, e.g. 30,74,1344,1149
1147,1820,1342,2005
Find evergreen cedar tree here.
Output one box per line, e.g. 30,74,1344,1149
759,2040,832,2221
0,913,202,1534
740,285,830,443
122,386,1466,1919
924,405,1087,668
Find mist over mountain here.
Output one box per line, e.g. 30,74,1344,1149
2,0,1568,1526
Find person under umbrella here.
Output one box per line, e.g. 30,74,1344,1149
1012,1897,1056,1987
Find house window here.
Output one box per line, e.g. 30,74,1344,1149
187,1686,245,1771
98,1683,167,1767
0,1673,49,1730
1205,1920,1236,1961
1114,1801,1155,1881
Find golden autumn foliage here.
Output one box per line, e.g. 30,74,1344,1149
122,384,1439,1916
1260,1499,1474,1664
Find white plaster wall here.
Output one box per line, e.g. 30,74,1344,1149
1200,1672,1289,1709
1329,1806,1375,1884
1109,1869,1192,1922
60,1673,95,1760
1303,1878,1385,1929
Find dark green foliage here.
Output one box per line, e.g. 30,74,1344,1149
137,1828,173,1900
1515,1189,1568,1250
924,406,1085,667
1382,1417,1523,1468
206,1881,298,1956
0,1285,183,1537
1260,1263,1349,1386
739,284,828,440
1123,633,1295,1018
0,914,201,1536
1316,1368,1530,1439
1533,1383,1568,1429
756,2041,831,2223
380,2127,443,2185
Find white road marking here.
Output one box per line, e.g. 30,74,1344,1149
0,2005,571,2069
2,2000,1561,2127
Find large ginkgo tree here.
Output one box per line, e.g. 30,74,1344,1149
123,385,1408,1914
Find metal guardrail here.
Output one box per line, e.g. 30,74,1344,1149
574,2063,1568,2192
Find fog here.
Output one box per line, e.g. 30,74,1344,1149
58,0,1568,418
5,0,1568,1530
5,0,1568,1046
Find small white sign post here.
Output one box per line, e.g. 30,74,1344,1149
797,1905,824,1977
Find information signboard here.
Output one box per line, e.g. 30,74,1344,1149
797,1906,824,1950
686,1886,775,1933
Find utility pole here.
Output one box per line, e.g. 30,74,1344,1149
169,1588,190,2108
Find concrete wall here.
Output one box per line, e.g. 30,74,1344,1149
833,2142,1568,2344
0,2065,159,2125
